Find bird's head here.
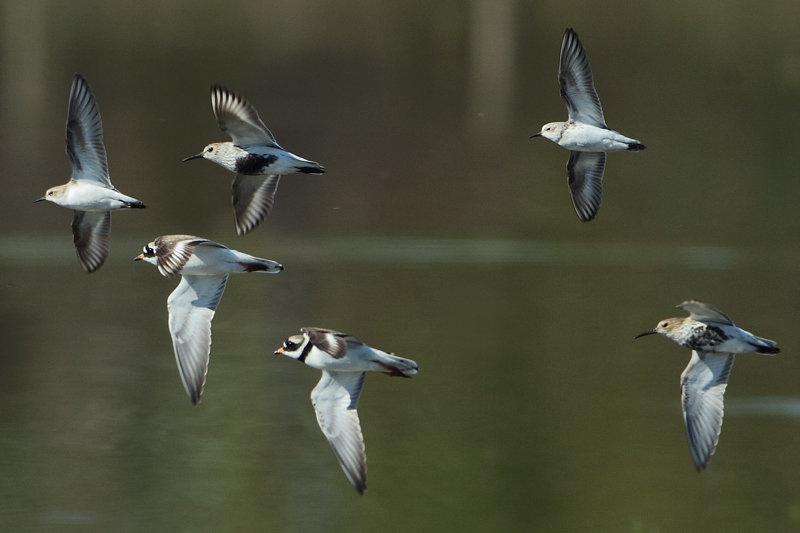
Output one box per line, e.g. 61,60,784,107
134,241,158,264
275,333,310,360
530,122,564,143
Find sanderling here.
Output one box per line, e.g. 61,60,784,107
635,300,779,471
135,235,283,405
530,28,645,222
182,86,325,235
35,74,146,273
275,327,419,494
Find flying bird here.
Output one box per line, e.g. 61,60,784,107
635,300,779,471
276,327,419,494
531,28,645,221
136,235,283,404
36,74,145,272
183,86,325,235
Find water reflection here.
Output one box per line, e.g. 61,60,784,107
0,235,787,270
726,397,800,418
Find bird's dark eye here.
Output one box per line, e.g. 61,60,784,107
144,245,154,255
660,322,668,327
284,340,299,350
48,191,54,195
205,147,213,152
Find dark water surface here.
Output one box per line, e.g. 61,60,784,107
2,1,800,531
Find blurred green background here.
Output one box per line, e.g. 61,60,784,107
2,0,800,531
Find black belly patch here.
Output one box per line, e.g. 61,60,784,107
236,153,277,174
687,325,728,350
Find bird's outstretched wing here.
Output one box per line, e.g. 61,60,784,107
212,85,280,148
567,150,606,221
678,301,735,326
681,350,735,471
559,28,607,128
311,370,368,494
66,74,112,187
231,174,281,236
167,274,229,405
71,210,111,273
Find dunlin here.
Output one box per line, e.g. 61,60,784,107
183,86,325,235
635,300,779,471
531,28,644,221
36,74,145,273
135,235,283,404
275,327,419,494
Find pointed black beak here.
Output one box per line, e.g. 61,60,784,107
634,330,657,340
529,133,542,138
133,254,144,261
182,153,204,162
34,197,46,203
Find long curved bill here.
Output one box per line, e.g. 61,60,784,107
182,153,204,162
33,197,46,203
633,330,657,339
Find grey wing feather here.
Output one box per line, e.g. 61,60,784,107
681,351,735,471
312,371,368,494
167,275,229,405
72,210,111,273
231,174,281,236
678,301,735,326
211,85,279,148
567,151,605,222
559,28,607,128
67,74,111,187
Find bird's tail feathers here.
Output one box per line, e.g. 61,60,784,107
752,336,780,355
242,259,284,273
376,353,419,377
297,162,325,175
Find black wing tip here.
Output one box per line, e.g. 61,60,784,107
82,263,102,274
693,458,709,472
77,251,107,274
571,194,601,222
234,220,258,236
79,259,105,274
70,73,93,98
212,84,244,105
348,468,367,495
186,382,204,405
563,27,580,45
627,142,646,151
